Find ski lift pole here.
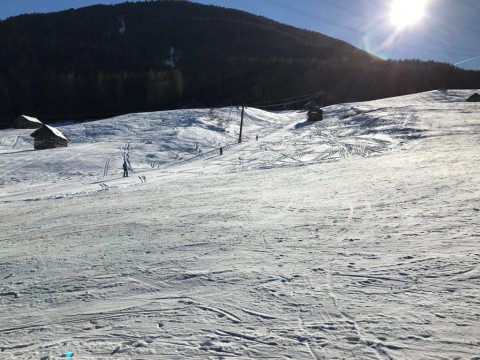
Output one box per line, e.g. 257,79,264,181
238,105,245,144
320,90,326,107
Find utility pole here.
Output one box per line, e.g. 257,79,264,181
238,105,244,144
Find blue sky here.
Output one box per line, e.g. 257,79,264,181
1,0,479,70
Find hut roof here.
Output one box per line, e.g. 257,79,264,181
30,124,69,141
466,93,480,102
17,115,42,124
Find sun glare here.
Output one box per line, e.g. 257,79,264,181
390,0,428,29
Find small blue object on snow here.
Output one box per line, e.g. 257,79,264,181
64,352,74,358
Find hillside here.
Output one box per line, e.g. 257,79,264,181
0,90,479,358
1,1,480,126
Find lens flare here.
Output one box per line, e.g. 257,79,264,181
390,0,428,29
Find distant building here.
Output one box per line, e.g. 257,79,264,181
466,93,480,102
30,124,68,150
14,115,42,129
307,106,323,121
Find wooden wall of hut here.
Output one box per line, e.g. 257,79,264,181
34,136,68,150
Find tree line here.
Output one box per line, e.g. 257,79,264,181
0,0,479,127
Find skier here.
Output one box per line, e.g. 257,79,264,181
256,134,259,141
122,161,129,177
220,147,223,155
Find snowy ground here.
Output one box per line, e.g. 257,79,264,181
0,90,479,359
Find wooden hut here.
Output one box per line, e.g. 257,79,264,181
14,115,42,129
307,106,323,121
30,124,68,150
466,93,480,102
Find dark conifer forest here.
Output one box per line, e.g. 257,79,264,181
1,0,479,127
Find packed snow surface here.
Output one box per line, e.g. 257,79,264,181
0,90,479,359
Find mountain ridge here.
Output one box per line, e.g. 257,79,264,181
0,0,479,126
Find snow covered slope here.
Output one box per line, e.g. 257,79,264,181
0,90,479,359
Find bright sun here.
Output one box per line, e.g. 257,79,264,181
390,0,428,29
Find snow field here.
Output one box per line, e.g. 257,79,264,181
0,90,479,359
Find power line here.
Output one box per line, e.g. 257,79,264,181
244,89,326,107
319,0,480,38
318,0,366,18
454,23,480,34
254,93,323,109
260,0,480,58
260,0,361,33
459,0,480,13
246,92,325,108
320,0,480,34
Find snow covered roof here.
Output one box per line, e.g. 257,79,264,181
44,124,68,141
30,124,69,141
19,115,42,124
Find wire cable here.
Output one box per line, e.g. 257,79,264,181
260,0,480,58
248,93,326,109
244,89,326,107
318,0,366,18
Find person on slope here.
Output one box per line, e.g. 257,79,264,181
123,161,129,177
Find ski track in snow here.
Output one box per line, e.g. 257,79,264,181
0,90,479,359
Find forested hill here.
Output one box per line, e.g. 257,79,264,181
0,0,479,125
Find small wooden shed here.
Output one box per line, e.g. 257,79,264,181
466,93,480,102
14,115,43,129
30,124,68,150
307,106,323,121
